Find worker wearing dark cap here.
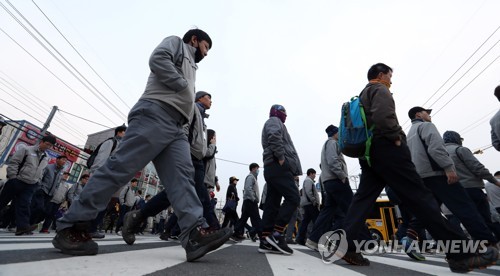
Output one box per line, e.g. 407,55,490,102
406,106,497,248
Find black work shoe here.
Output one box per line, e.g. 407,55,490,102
286,238,297,245
15,229,33,236
122,210,143,245
250,233,258,242
185,226,233,262
342,251,370,266
266,233,293,255
447,246,499,273
52,223,98,256
160,231,170,241
258,240,282,254
90,232,105,239
15,224,37,236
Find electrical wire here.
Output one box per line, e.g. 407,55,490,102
0,99,45,124
0,25,118,125
0,70,51,107
459,108,498,134
0,73,88,142
3,1,127,121
215,157,250,166
431,52,500,116
0,113,89,159
31,0,131,110
58,109,113,129
401,24,500,129
424,25,500,108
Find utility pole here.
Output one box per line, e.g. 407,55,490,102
39,106,58,140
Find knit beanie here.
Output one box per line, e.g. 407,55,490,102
325,125,339,137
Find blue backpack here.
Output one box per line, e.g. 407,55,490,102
338,95,374,166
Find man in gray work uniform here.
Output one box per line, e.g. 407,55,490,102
53,29,232,262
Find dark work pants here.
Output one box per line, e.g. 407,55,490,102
0,179,37,229
262,161,300,235
41,202,61,230
136,158,212,228
222,209,239,228
142,191,170,216
309,179,353,243
30,189,52,225
465,187,500,239
90,209,107,233
342,138,472,260
423,176,496,243
234,199,262,238
296,204,319,243
115,205,131,232
192,158,213,228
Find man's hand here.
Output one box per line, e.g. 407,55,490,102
395,140,401,146
279,159,284,166
216,183,220,192
445,171,459,184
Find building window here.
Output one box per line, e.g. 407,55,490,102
70,164,82,183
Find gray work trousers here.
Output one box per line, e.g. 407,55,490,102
57,100,205,247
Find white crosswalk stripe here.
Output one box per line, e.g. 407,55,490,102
0,233,498,276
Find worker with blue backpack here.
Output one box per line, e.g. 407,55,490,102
336,63,498,272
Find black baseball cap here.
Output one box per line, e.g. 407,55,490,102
408,106,432,119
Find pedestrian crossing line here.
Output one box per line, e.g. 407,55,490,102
0,238,168,251
1,234,498,276
366,254,498,276
237,243,500,275
236,242,443,276
0,244,189,276
264,247,365,276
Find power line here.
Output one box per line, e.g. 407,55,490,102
0,82,48,119
472,144,493,154
426,37,500,110
0,115,89,160
0,98,45,124
215,157,249,166
432,52,500,116
0,70,51,106
424,25,500,108
0,25,119,126
0,71,88,142
0,93,86,143
459,108,498,134
402,24,500,129
31,0,131,110
58,109,113,129
3,1,127,121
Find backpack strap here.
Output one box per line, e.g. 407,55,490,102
110,138,118,154
123,186,130,205
454,146,465,163
417,123,444,172
17,154,28,176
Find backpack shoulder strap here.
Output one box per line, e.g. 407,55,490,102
110,138,118,153
17,153,28,175
454,146,465,163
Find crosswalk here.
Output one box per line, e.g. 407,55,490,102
0,232,499,276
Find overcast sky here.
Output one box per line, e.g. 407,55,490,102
1,0,499,199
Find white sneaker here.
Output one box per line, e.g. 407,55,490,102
116,231,122,236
